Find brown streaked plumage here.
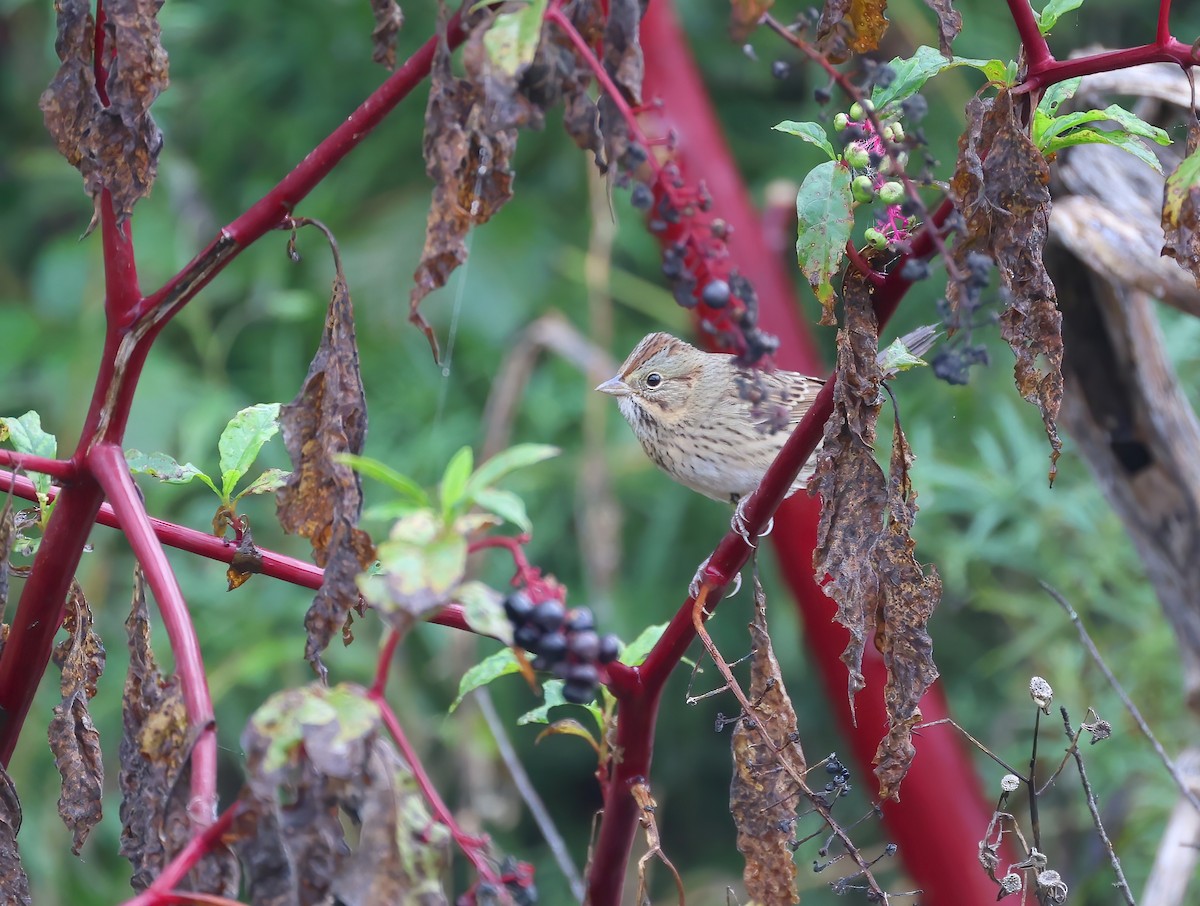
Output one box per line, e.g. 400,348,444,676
596,332,825,503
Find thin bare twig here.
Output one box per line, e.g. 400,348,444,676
1058,706,1136,905
1042,581,1200,815
474,687,585,902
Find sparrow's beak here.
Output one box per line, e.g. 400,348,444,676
595,376,631,397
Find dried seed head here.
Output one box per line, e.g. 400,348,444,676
999,873,1022,895
1000,774,1021,793
1029,676,1054,713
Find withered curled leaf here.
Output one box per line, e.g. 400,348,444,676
730,575,802,904
48,581,105,855
810,270,941,799
277,252,375,677
951,90,1062,482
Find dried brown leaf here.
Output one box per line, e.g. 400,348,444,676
226,522,264,590
921,0,961,57
411,7,518,362
1161,123,1200,285
729,0,775,42
0,768,30,906
810,271,941,799
810,269,887,708
595,0,645,174
49,581,105,854
951,90,1062,482
277,261,375,676
730,575,802,904
39,0,168,227
120,570,239,895
872,418,941,800
369,0,405,69
540,4,605,169
816,0,889,59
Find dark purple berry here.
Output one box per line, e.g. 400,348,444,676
562,680,596,705
514,624,542,651
565,662,598,686
568,630,600,662
565,607,595,633
504,590,535,623
673,278,698,309
813,85,832,104
701,279,731,308
631,183,654,210
531,599,565,633
771,60,791,80
598,633,622,664
535,631,567,664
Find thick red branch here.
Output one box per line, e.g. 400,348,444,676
0,451,78,482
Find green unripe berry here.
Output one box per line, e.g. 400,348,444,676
851,175,876,203
849,99,874,121
833,112,850,131
890,122,905,143
878,181,905,205
882,124,895,143
864,227,889,249
844,144,871,169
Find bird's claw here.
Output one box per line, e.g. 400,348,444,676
731,498,774,548
690,557,742,601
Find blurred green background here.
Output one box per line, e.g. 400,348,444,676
3,0,1200,902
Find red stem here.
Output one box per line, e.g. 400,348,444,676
1158,0,1173,46
1007,0,1052,71
1023,39,1199,92
372,692,500,884
0,451,78,482
90,442,218,826
128,13,466,328
0,469,476,635
118,802,243,906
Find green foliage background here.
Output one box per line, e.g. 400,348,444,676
3,0,1200,902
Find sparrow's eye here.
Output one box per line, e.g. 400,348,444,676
645,372,663,389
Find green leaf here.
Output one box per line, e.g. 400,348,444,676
336,453,430,508
772,120,836,160
455,580,513,645
1036,77,1081,117
1164,145,1200,224
518,679,567,725
2,411,58,509
482,0,547,77
795,160,853,312
462,444,559,503
235,467,292,501
439,446,474,519
1033,0,1084,34
472,486,531,532
0,412,56,460
1042,127,1165,174
218,403,281,502
125,449,220,496
450,648,521,712
619,623,667,666
871,46,1012,110
877,337,930,374
1093,104,1171,145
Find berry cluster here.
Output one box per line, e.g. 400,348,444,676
835,99,917,251
504,591,620,704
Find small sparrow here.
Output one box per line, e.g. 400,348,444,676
597,327,936,554
596,332,824,507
